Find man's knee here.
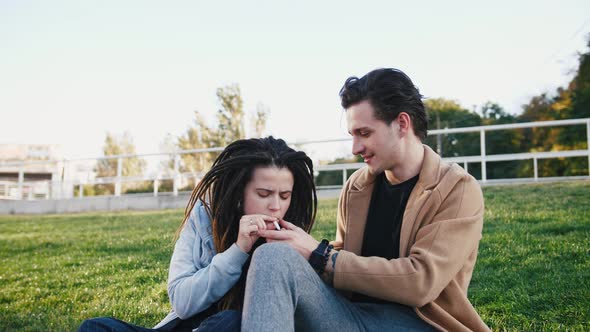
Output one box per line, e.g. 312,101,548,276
253,242,295,259
251,242,301,269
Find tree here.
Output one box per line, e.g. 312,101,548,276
559,37,590,145
251,102,269,138
517,36,590,177
423,98,527,180
556,37,590,176
314,156,362,187
174,84,269,179
480,102,521,155
520,93,564,153
215,84,245,146
477,102,525,179
423,98,481,158
176,111,216,175
94,132,146,195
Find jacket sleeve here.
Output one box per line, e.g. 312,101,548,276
167,207,250,319
333,173,484,307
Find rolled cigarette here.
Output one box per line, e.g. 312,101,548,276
273,220,281,230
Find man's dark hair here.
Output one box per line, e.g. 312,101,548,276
339,68,428,140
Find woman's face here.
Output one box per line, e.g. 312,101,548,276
243,166,294,219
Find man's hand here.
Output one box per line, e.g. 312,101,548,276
258,219,319,260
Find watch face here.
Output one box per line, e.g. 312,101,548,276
310,252,320,264
309,252,322,268
309,240,329,272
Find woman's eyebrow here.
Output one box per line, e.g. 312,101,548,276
255,188,274,192
256,188,292,193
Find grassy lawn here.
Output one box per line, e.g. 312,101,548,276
0,181,588,331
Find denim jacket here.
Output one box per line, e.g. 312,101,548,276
154,200,250,329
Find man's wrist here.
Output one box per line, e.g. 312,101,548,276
308,239,332,274
305,240,320,260
331,251,339,269
324,251,338,273
320,250,338,286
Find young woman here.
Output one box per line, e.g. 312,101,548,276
79,136,317,332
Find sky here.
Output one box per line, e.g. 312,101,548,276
1,0,589,162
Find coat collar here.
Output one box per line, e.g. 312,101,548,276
349,145,443,193
344,145,447,255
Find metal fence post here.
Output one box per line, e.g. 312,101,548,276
587,120,590,176
55,160,64,200
533,157,538,180
115,157,122,196
173,154,180,196
60,163,65,200
154,175,159,197
480,129,487,182
342,169,347,185
17,168,24,200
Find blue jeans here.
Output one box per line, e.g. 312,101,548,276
78,309,241,332
241,243,435,332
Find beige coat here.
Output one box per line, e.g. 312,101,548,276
331,145,490,331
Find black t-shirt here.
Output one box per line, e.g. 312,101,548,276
352,172,419,303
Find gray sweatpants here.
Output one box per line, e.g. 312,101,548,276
241,242,435,332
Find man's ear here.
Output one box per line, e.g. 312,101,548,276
397,112,411,134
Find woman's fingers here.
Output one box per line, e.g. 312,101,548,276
247,224,260,236
237,216,270,252
255,218,268,232
239,217,256,233
241,214,280,231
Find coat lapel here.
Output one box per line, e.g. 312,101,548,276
399,145,444,256
344,168,375,255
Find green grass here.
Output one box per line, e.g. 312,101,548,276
471,181,590,331
0,181,588,331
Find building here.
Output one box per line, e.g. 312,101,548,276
0,144,63,199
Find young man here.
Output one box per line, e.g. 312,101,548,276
245,68,490,331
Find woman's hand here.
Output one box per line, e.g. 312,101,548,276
258,219,319,260
236,214,278,253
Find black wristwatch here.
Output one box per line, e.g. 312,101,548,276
308,239,332,274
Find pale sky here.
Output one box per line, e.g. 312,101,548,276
1,0,589,160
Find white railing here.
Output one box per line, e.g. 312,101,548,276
428,118,590,181
1,118,589,200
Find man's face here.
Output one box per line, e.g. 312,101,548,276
346,100,401,175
